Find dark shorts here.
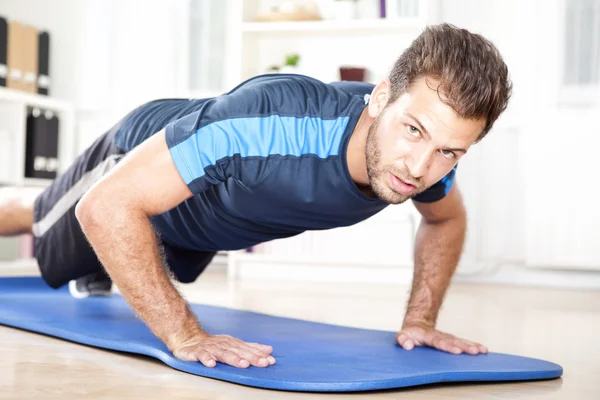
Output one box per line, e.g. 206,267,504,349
32,123,216,289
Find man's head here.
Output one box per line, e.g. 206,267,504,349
365,23,512,204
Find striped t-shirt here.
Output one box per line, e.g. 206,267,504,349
113,74,456,251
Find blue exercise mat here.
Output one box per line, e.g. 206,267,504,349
0,277,562,392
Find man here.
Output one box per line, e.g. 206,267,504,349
0,23,511,369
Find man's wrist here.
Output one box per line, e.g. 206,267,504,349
164,308,208,350
402,313,436,329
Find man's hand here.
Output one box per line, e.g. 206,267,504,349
172,332,276,368
397,184,487,356
396,321,488,355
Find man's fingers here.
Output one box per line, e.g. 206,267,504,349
230,346,270,367
432,336,462,354
463,339,488,353
173,347,217,367
396,332,415,350
247,342,274,355
399,327,489,356
246,343,276,364
171,334,278,369
445,336,486,353
450,338,480,354
232,339,276,365
173,348,200,362
215,349,250,368
451,338,488,354
451,337,479,347
197,350,217,368
246,342,276,362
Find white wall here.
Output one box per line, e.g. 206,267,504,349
439,0,600,280
0,0,189,152
73,0,190,151
436,0,528,266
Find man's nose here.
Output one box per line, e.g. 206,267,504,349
406,145,434,179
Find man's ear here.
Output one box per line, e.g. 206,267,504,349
368,80,391,118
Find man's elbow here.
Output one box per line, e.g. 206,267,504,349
75,189,106,230
421,203,467,225
449,203,467,221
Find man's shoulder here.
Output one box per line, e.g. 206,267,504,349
208,74,362,120
230,73,375,98
328,81,375,99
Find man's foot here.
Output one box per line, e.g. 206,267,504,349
68,270,113,299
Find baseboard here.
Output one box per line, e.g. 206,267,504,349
229,253,415,284
0,258,40,276
5,254,598,290
228,253,600,289
454,262,600,290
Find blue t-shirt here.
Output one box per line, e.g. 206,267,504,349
114,74,456,251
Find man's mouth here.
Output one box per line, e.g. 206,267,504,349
389,172,417,196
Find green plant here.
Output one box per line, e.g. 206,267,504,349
285,53,300,67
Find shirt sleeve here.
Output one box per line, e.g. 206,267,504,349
165,108,237,194
329,81,375,98
412,165,458,203
165,100,280,196
164,80,354,195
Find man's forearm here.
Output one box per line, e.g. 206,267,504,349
403,212,466,327
76,201,205,349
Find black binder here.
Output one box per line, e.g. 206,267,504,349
0,16,7,87
25,108,59,179
37,31,49,95
44,112,60,177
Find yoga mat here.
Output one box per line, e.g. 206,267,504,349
0,277,562,392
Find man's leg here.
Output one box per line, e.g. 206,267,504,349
31,126,124,295
163,245,217,284
0,186,44,236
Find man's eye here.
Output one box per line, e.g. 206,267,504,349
440,149,456,159
406,125,420,137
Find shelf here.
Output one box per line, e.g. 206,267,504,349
0,177,53,188
22,178,54,187
0,86,74,112
0,257,39,272
230,251,411,268
242,18,423,34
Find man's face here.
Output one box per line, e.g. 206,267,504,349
365,76,486,204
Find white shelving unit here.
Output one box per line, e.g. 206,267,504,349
0,86,76,188
241,17,423,33
223,0,437,90
0,87,75,263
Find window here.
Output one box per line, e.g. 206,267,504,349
189,0,227,94
560,0,600,107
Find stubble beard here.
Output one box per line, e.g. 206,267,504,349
365,115,426,205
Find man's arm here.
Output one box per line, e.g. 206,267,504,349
395,183,488,355
75,130,275,368
405,183,466,327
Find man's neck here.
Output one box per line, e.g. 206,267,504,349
346,107,373,193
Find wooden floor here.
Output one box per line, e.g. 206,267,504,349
1,264,598,399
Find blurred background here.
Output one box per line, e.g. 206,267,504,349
0,0,598,289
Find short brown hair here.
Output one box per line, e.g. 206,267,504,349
389,23,512,142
